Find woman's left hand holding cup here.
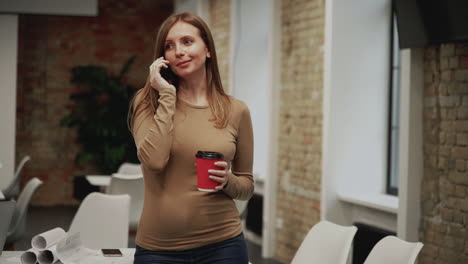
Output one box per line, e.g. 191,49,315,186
209,161,230,190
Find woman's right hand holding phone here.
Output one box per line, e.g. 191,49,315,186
149,57,176,92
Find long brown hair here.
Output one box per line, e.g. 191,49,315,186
128,12,231,132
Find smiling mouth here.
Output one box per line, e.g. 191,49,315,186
177,60,191,66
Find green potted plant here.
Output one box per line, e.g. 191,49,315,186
60,57,138,174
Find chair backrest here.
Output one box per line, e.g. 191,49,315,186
235,174,256,220
234,200,248,219
117,163,141,175
107,173,144,230
0,200,16,254
364,236,424,264
3,155,31,198
68,192,130,249
291,221,358,264
7,177,43,243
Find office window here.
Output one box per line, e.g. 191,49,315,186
387,14,400,195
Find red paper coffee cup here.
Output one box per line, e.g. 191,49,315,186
195,151,224,192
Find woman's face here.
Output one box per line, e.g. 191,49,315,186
164,21,210,79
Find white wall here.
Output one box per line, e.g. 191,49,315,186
175,0,210,25
322,0,397,230
397,49,423,242
229,0,280,257
262,0,281,258
0,15,18,189
231,0,272,182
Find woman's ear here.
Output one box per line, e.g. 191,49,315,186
207,51,211,58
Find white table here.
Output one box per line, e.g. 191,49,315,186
0,249,136,263
86,173,142,187
85,175,112,187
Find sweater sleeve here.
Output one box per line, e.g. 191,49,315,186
132,88,177,172
223,102,255,200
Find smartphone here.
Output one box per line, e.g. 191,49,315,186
101,249,123,257
160,65,178,86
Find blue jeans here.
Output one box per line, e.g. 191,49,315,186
133,233,249,264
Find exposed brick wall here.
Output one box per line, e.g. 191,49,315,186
275,0,324,262
209,0,231,93
420,43,468,264
16,0,173,206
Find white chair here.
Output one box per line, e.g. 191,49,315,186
234,200,248,230
291,221,357,264
2,155,31,199
68,192,130,249
6,177,43,244
234,197,248,218
0,200,15,254
117,162,141,175
107,173,144,231
364,236,423,264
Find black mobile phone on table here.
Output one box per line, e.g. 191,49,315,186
101,248,123,257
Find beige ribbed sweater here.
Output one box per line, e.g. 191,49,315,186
131,88,254,251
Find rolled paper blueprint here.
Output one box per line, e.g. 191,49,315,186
32,227,66,250
20,248,39,264
38,245,59,264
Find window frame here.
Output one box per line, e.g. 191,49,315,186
386,11,400,196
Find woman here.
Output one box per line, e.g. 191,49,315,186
128,12,254,264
